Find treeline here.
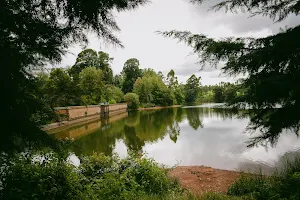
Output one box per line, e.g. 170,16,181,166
197,82,245,104
33,49,183,111
32,48,243,123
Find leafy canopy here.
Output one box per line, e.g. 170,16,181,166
122,58,143,93
70,49,114,84
159,0,300,147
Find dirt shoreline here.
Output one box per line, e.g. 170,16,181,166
168,166,241,195
137,105,182,111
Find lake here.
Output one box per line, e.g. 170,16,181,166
52,104,300,173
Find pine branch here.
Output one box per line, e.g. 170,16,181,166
190,0,300,21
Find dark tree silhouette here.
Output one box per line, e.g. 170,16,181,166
0,0,148,152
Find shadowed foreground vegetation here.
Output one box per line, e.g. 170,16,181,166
1,151,300,200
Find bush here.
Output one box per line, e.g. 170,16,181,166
105,85,124,103
228,156,300,200
0,152,86,200
109,99,117,104
142,103,155,108
0,152,182,200
227,174,277,200
124,93,140,109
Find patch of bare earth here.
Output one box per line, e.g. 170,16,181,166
168,166,241,195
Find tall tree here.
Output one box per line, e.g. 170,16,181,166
113,74,123,88
70,49,98,77
47,68,74,107
79,67,104,105
185,74,201,103
213,86,225,103
166,69,178,90
159,0,300,147
70,49,114,84
122,58,142,93
166,69,184,104
98,51,114,84
1,0,147,151
133,70,173,106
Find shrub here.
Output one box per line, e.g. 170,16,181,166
124,93,140,109
142,103,155,108
228,156,300,200
0,152,182,200
227,174,277,200
0,153,86,200
109,99,117,104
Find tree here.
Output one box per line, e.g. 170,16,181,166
30,73,57,125
46,68,75,107
122,58,142,93
133,77,153,104
133,69,174,106
1,0,147,151
213,86,225,103
166,69,178,90
113,74,123,88
70,49,114,84
186,108,202,130
185,74,201,103
157,71,165,81
174,87,185,105
124,93,140,109
103,85,124,104
98,51,114,84
70,49,98,78
166,69,184,105
79,67,104,105
159,0,300,147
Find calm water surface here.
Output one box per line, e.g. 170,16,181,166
53,104,300,173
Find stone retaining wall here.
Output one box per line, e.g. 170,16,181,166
44,103,127,132
54,103,127,121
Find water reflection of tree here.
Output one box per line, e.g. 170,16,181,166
135,109,175,142
175,107,184,123
125,111,140,127
72,120,125,156
167,121,180,143
72,108,183,155
71,106,249,156
186,108,203,130
198,107,241,120
123,125,144,152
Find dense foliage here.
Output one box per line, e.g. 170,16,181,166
1,0,148,152
124,93,140,109
228,155,300,200
0,152,183,200
198,82,244,104
159,0,300,147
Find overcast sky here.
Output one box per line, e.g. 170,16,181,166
56,0,299,85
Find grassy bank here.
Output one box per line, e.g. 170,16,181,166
1,151,300,200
